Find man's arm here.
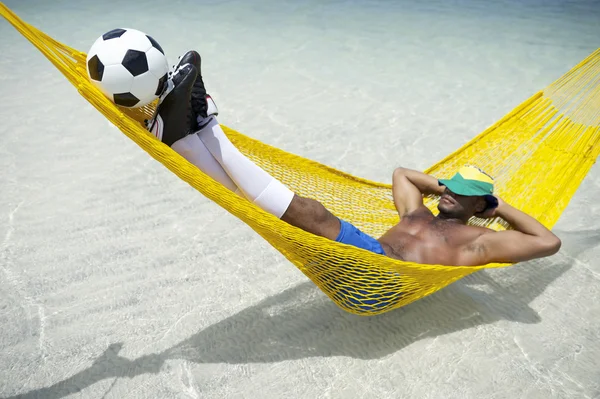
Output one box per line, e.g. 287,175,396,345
474,200,561,264
392,167,445,216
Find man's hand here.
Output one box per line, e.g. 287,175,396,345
475,195,504,219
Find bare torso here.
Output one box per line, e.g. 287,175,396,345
377,209,491,266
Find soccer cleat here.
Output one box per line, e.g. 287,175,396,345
169,50,201,80
146,63,198,147
171,50,219,127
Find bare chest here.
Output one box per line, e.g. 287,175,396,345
378,216,484,265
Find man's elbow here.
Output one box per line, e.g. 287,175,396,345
392,167,411,186
541,234,562,256
393,167,407,179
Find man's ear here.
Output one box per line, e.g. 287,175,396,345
475,197,488,213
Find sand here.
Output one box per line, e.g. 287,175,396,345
1,0,599,398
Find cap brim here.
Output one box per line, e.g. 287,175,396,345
438,179,477,196
439,179,497,209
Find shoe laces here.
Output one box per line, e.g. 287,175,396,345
167,55,183,78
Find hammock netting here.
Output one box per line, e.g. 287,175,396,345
3,2,600,315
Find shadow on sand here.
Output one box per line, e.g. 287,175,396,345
5,228,599,399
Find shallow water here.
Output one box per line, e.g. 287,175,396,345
1,0,600,398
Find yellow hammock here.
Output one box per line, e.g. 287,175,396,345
3,3,600,316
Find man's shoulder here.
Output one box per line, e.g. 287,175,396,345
460,224,495,252
402,206,435,220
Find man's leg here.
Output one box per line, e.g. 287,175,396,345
195,117,341,239
184,118,341,239
149,51,341,240
281,195,342,240
171,132,242,195
149,51,242,195
192,120,386,255
152,51,384,255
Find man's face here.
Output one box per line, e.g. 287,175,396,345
438,187,486,219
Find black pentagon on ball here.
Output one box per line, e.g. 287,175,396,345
146,35,164,55
102,28,127,40
113,92,140,107
122,49,149,77
87,54,104,81
155,73,168,96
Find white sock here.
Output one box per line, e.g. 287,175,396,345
196,117,294,218
171,132,243,196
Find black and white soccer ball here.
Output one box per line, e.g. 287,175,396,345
86,28,169,108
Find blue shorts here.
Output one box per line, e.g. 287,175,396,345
335,219,386,255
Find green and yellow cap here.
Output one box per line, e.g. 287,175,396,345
438,165,497,207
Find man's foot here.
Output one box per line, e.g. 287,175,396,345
146,63,198,146
171,50,219,129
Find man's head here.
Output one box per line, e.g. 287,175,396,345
437,165,497,221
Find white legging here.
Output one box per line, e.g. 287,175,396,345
171,116,294,218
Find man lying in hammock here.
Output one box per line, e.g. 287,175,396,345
147,50,561,267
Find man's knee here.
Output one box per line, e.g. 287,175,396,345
283,195,330,224
282,195,340,240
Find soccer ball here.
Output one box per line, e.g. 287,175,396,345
86,28,169,108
